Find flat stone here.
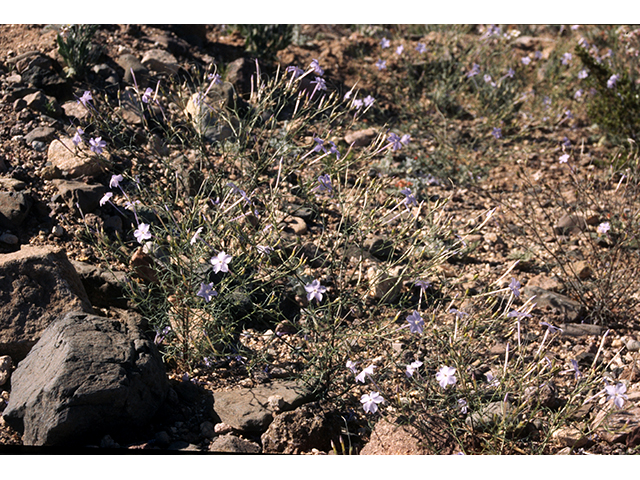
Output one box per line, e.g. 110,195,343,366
592,405,640,444
560,323,604,337
552,426,589,448
554,213,587,236
523,285,585,322
213,379,315,433
209,434,261,453
465,401,515,431
117,54,149,86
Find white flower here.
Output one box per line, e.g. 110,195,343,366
605,382,628,409
436,366,457,389
361,391,384,414
210,251,232,273
110,174,123,189
134,223,152,244
99,192,113,207
356,364,376,384
406,360,423,378
190,226,203,245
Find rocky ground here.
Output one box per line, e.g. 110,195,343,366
1,24,640,454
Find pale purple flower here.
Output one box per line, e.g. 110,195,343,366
483,74,493,84
99,192,113,207
401,188,418,207
375,59,387,70
466,63,480,78
197,282,217,302
521,56,531,65
361,391,384,414
578,69,589,79
326,141,340,159
597,222,610,235
356,364,376,383
562,52,572,65
311,76,326,91
559,154,570,164
509,277,521,297
458,398,468,414
507,310,531,319
286,65,304,79
310,59,324,76
190,226,203,245
154,325,171,345
570,359,582,380
346,360,358,375
416,42,427,54
210,251,232,273
415,279,431,292
363,95,375,107
505,67,515,78
534,50,542,60
352,98,363,109
89,137,106,154
449,308,468,319
312,135,325,153
78,90,92,107
406,360,423,378
605,382,628,409
406,310,424,334
305,279,326,303
485,372,499,387
574,89,584,99
400,134,411,146
72,127,84,146
380,37,390,49
492,127,502,139
436,366,457,389
257,245,273,255
388,132,404,151
395,45,404,56
142,87,154,103
315,174,333,194
110,174,123,189
607,74,620,89
540,321,562,333
208,73,222,85
134,223,152,244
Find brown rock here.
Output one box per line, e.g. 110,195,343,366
360,416,457,454
344,127,378,147
47,137,108,178
0,245,93,361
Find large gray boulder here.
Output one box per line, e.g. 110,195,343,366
0,246,93,361
3,311,169,446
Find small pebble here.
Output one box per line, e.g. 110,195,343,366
0,233,19,245
52,225,65,237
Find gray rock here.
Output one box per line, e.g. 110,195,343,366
213,379,315,433
0,355,12,386
522,285,586,322
554,213,587,236
0,190,33,229
465,401,515,431
560,323,604,337
2,310,168,446
0,232,19,245
209,434,261,453
0,245,93,361
261,402,342,454
117,54,149,86
70,260,129,309
51,179,106,213
141,49,179,75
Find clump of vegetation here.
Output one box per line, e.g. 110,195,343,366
56,24,100,79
